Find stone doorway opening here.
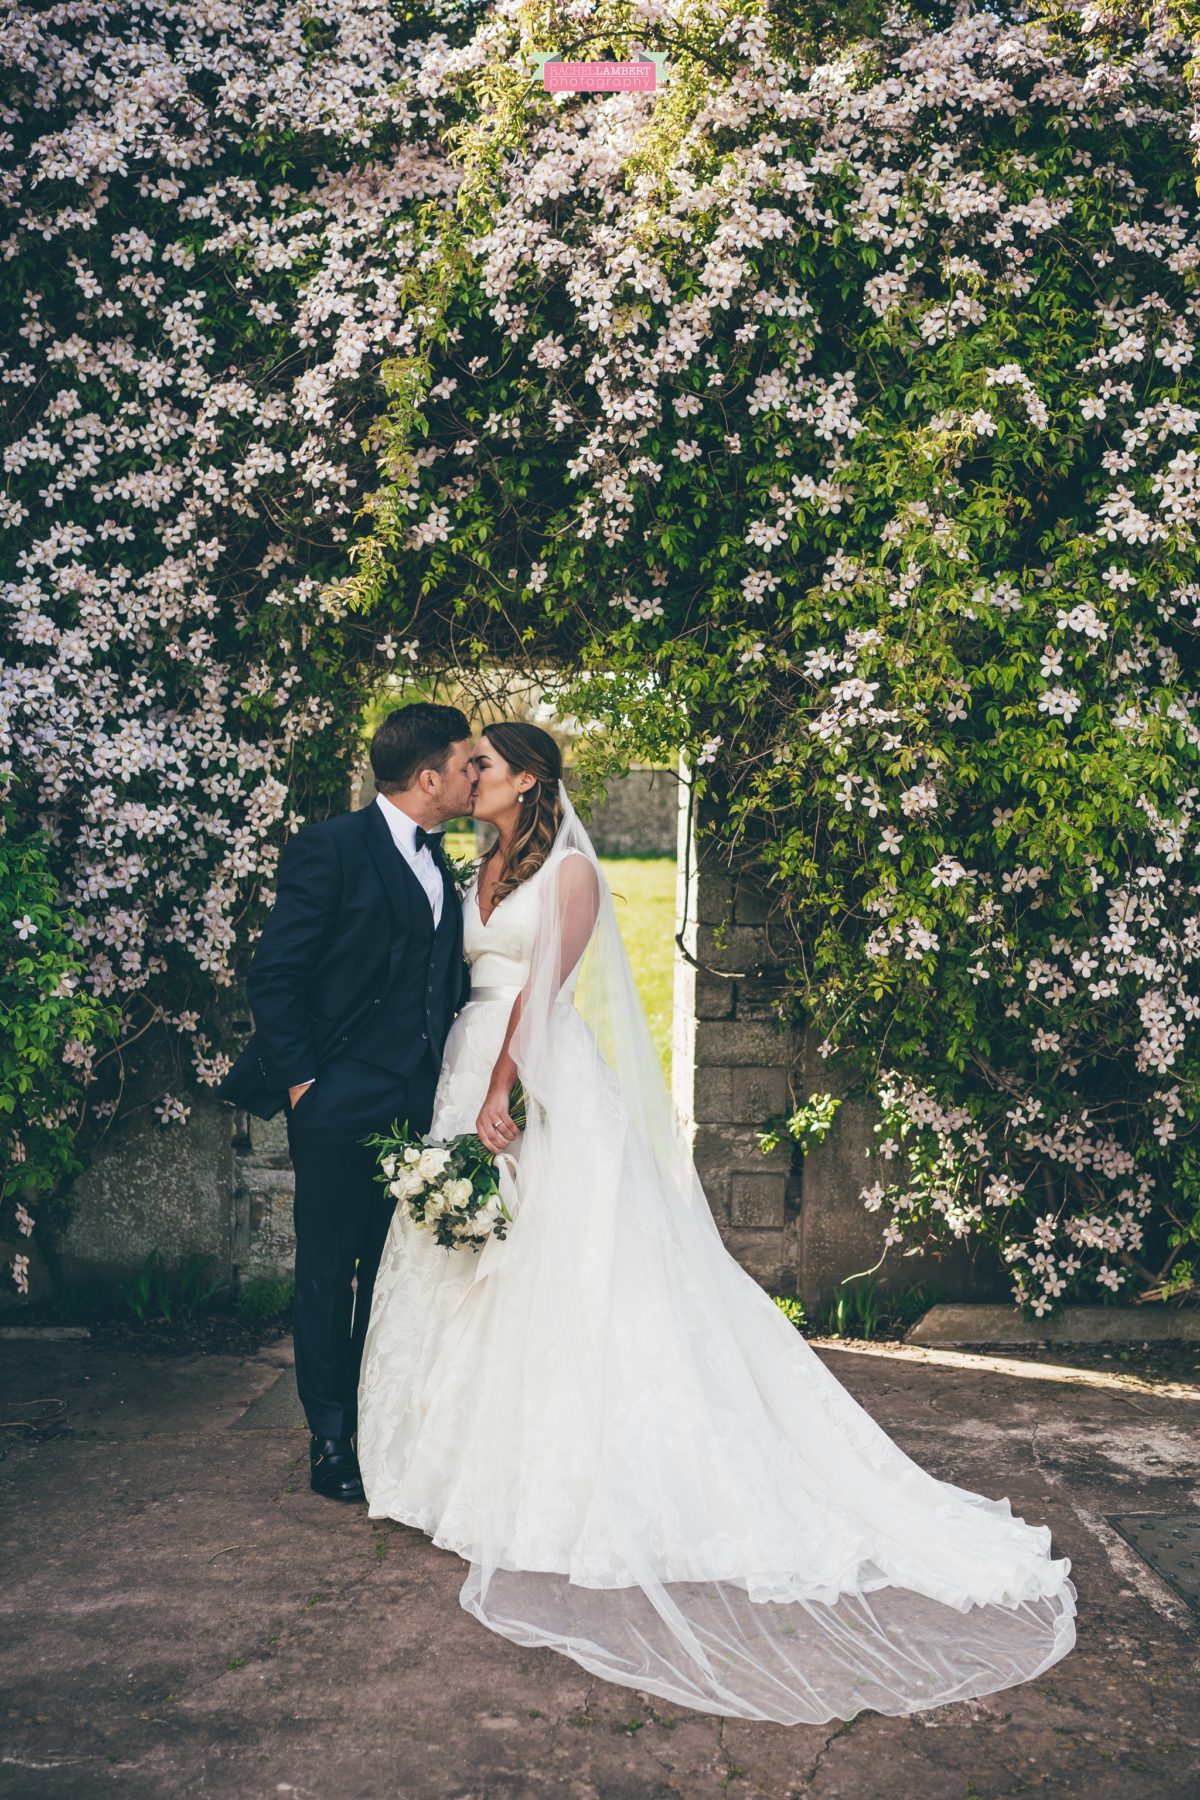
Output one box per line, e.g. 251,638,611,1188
230,715,683,1299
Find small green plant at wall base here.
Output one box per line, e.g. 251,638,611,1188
759,1094,843,1159
120,1249,223,1325
819,1278,943,1339
884,1283,943,1331
121,1249,166,1325
825,1276,882,1342
175,1253,224,1319
772,1295,807,1332
235,1275,295,1326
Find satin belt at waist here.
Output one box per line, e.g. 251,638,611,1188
466,986,521,1004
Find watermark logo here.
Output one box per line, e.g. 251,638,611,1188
530,52,666,93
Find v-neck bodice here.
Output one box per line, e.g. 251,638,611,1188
463,862,546,996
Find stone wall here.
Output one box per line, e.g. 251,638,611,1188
672,787,992,1311
57,1030,234,1297
572,766,678,857
672,795,800,1294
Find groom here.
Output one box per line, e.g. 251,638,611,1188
219,703,477,1500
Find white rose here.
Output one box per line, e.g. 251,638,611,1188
446,1177,474,1206
381,1155,397,1178
403,1146,422,1165
390,1171,425,1201
417,1146,451,1180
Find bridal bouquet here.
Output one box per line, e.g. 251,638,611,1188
364,1115,521,1252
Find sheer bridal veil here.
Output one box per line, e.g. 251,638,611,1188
458,781,1076,1724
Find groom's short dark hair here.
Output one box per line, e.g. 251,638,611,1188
370,702,471,794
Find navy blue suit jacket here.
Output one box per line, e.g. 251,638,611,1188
218,802,469,1119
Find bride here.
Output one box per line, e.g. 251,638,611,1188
357,720,1077,1725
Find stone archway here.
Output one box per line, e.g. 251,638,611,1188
226,755,684,1296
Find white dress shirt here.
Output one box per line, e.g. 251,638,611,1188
374,792,443,928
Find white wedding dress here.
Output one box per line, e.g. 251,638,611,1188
358,791,1076,1725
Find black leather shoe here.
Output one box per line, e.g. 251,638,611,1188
309,1434,365,1502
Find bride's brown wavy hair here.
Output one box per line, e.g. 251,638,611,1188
482,721,565,906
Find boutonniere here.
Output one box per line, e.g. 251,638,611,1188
443,849,479,894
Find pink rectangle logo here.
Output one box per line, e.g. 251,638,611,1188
533,54,664,93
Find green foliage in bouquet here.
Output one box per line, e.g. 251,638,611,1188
363,1098,526,1252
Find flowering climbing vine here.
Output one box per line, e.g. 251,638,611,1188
5,0,1200,1316
354,0,1200,1313
0,0,476,1282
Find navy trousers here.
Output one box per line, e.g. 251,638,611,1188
285,1050,440,1441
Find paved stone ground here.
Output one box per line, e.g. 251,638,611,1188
1,1334,1197,1799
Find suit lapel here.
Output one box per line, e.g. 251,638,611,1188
362,799,432,935
435,853,461,950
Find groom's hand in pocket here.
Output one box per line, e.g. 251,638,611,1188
288,1079,315,1110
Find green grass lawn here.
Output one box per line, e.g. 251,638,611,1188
443,835,677,1078
602,856,676,1078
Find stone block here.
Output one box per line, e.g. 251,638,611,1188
698,1171,731,1223
690,1123,741,1183
692,1123,790,1181
717,1226,792,1292
235,1179,297,1283
731,1172,786,1230
732,880,775,926
694,869,735,927
730,1065,788,1124
691,1065,733,1123
696,922,771,975
694,970,736,1020
908,1304,1200,1347
694,1018,791,1069
238,1163,294,1194
734,981,791,1022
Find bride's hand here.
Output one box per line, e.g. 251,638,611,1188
477,1083,518,1156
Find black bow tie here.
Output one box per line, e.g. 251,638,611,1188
414,826,445,855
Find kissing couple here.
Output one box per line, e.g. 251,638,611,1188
220,702,1076,1725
